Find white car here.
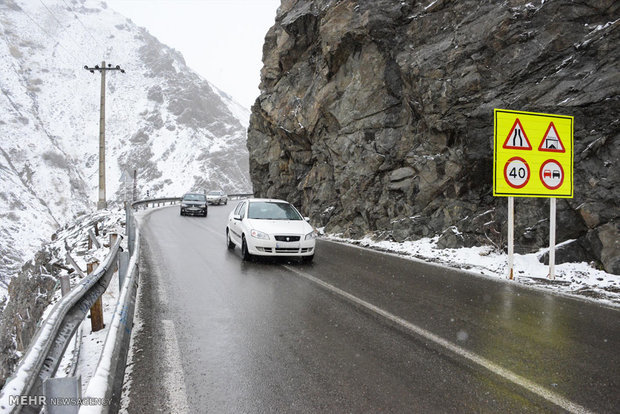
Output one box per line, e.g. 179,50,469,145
226,199,317,262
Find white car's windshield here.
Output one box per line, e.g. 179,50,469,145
208,191,220,195
248,202,302,220
183,194,205,201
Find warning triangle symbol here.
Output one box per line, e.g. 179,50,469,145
538,122,565,153
502,118,532,150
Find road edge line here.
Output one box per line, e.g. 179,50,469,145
161,320,190,414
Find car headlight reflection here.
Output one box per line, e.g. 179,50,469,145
305,230,317,240
250,229,269,240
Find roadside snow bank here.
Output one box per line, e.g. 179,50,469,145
327,234,620,307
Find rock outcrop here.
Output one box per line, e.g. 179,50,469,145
247,0,619,274
0,250,58,387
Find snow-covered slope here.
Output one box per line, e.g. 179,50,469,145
0,0,252,283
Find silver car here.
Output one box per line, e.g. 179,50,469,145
207,190,228,205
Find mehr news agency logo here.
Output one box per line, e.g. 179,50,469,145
9,394,111,407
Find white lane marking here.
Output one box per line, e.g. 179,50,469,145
157,275,169,308
156,259,189,413
161,320,190,414
283,265,593,414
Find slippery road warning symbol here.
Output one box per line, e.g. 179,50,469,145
494,109,573,198
538,122,565,152
502,118,532,150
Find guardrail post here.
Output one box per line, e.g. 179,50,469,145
127,205,135,256
118,251,129,290
109,233,118,252
66,252,86,279
88,261,105,332
60,274,71,296
43,376,81,414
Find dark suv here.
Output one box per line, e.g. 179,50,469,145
180,193,208,217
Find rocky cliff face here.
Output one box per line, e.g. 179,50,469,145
247,0,619,274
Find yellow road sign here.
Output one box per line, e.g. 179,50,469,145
494,109,573,198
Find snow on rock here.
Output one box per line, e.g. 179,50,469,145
0,0,251,285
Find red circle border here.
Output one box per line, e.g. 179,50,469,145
503,156,530,189
539,159,564,190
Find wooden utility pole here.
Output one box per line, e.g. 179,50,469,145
87,261,104,332
132,169,137,203
84,61,125,210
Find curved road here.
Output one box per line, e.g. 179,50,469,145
123,202,619,413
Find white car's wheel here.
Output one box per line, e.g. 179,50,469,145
226,229,235,250
241,236,253,261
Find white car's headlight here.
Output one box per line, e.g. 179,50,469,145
305,230,317,240
250,229,269,240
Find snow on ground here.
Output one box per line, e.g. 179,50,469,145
325,233,620,307
40,208,127,384
75,269,121,391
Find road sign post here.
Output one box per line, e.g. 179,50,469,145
493,109,573,280
549,198,556,280
508,197,514,280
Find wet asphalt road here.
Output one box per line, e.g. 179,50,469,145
123,202,619,413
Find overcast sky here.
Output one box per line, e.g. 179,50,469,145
106,0,280,109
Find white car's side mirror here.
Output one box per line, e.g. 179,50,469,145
233,214,242,221
304,217,310,222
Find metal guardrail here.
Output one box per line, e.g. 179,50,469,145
79,208,140,414
131,197,180,209
0,194,253,413
131,194,254,210
0,238,123,413
228,193,254,199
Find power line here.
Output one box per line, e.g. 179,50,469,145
38,0,65,28
37,0,94,62
16,4,84,67
59,0,104,55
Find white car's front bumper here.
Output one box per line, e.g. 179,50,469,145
246,237,315,256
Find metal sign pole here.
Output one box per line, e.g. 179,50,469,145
508,196,514,280
548,197,556,280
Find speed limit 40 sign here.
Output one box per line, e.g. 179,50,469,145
493,109,573,198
